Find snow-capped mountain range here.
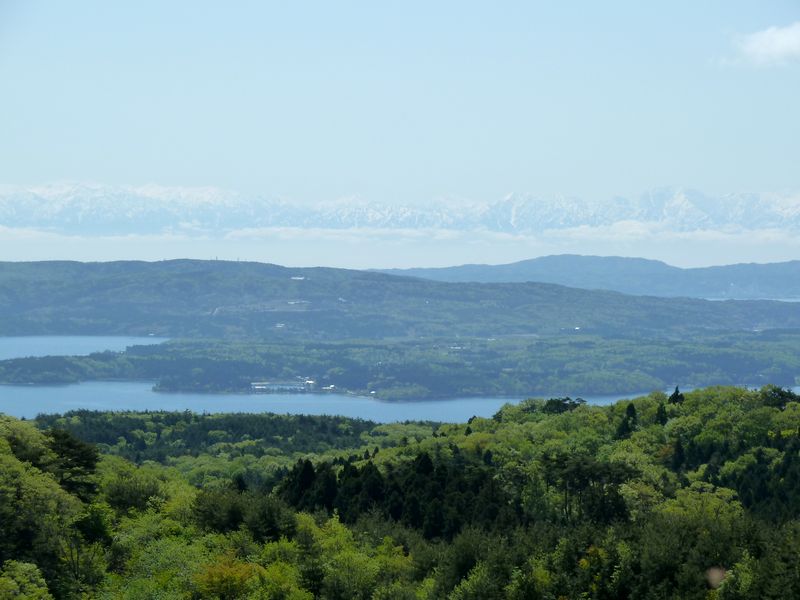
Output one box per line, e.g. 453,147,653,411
0,183,798,235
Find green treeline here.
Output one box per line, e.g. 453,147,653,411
3,385,800,598
33,412,382,465
2,331,799,399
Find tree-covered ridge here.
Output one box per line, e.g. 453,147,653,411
1,259,799,340
1,385,800,597
3,331,800,399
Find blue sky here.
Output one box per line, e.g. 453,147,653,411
1,1,798,204
0,2,799,268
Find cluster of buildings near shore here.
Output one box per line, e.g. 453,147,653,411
250,378,337,393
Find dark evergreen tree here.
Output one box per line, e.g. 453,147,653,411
46,428,100,500
671,439,686,471
656,402,668,425
615,402,638,439
668,386,685,404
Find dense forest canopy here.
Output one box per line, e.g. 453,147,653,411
3,385,800,598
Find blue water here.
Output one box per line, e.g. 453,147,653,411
0,380,647,422
0,335,168,360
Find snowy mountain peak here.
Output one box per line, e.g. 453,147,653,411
0,184,798,235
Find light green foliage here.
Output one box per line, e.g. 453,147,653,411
658,483,743,527
0,439,82,548
0,415,56,467
0,561,54,599
771,400,800,434
193,554,266,599
373,537,415,585
99,458,167,513
505,556,553,600
718,447,781,481
448,562,499,600
717,550,756,599
252,561,312,600
101,535,209,598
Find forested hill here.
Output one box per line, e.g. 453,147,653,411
4,385,800,597
1,259,800,339
381,255,800,300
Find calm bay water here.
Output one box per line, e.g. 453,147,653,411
0,380,641,423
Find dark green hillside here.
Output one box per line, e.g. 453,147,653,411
1,260,799,339
2,331,800,398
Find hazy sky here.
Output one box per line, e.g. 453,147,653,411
1,1,799,204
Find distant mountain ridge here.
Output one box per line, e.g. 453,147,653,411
1,259,799,339
380,255,800,300
1,183,799,235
